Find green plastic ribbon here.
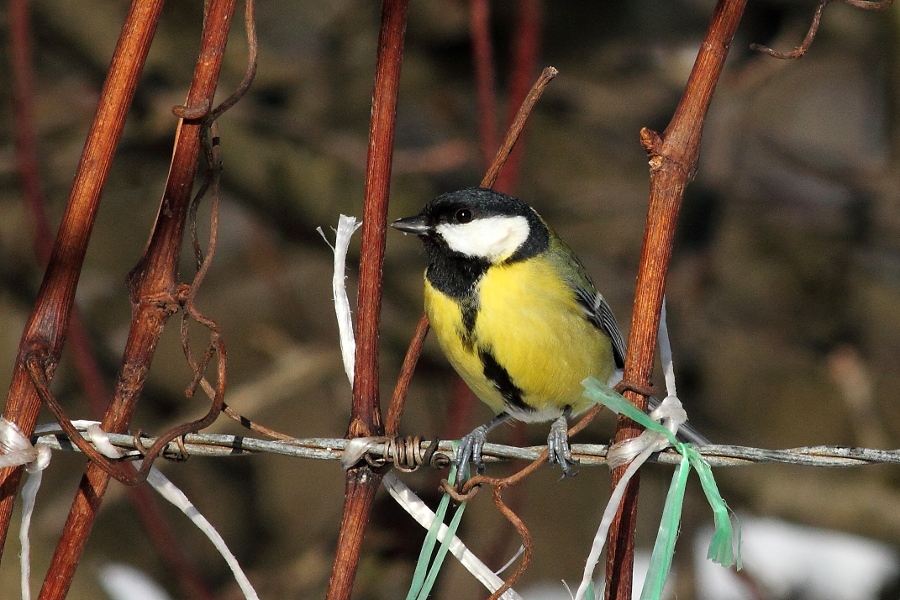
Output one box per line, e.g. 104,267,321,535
406,445,467,600
582,379,677,444
581,378,741,599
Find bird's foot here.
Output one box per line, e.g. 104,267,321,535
547,413,578,478
455,413,511,487
456,424,491,487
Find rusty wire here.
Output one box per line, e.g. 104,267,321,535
361,436,450,472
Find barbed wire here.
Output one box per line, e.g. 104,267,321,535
31,426,900,471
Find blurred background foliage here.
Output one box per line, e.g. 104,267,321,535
1,0,899,598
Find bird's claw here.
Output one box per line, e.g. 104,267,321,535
456,424,491,487
547,414,578,478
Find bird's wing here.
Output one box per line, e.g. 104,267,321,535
576,287,711,445
545,234,627,368
575,286,627,369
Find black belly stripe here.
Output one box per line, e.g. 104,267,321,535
478,348,532,413
459,297,478,350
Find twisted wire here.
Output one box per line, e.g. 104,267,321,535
30,427,900,470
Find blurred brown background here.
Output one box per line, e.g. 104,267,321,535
1,0,899,598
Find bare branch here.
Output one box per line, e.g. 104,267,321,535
327,1,409,598
750,0,893,60
0,0,167,559
605,0,750,597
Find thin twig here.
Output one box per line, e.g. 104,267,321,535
180,119,229,447
749,0,828,60
221,403,296,440
208,0,258,122
750,0,893,60
385,314,430,436
841,0,892,9
481,66,557,189
486,486,533,600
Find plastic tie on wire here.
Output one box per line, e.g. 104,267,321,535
342,436,388,470
0,418,52,600
605,393,687,469
8,421,259,600
574,379,741,600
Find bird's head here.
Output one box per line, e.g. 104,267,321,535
391,187,547,264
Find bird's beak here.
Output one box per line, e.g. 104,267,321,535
391,215,432,236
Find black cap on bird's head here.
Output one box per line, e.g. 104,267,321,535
391,187,549,264
392,187,533,233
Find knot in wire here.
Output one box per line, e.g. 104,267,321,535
440,477,482,502
342,436,450,472
172,99,212,121
133,430,191,462
614,379,659,398
367,436,448,472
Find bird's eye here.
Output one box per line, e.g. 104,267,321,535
455,208,472,224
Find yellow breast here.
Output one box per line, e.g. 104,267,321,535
424,256,616,422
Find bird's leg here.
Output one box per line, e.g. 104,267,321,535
547,406,577,477
456,412,511,486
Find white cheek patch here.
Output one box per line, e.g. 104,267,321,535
437,215,530,260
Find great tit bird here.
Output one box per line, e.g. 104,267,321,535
392,187,701,483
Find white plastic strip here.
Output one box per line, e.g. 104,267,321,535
606,397,687,469
19,466,42,600
658,298,677,398
20,445,51,600
382,473,523,600
606,297,687,468
83,425,260,600
317,215,363,386
0,418,51,600
145,468,258,599
98,563,174,600
574,444,655,600
341,436,388,470
0,419,39,468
